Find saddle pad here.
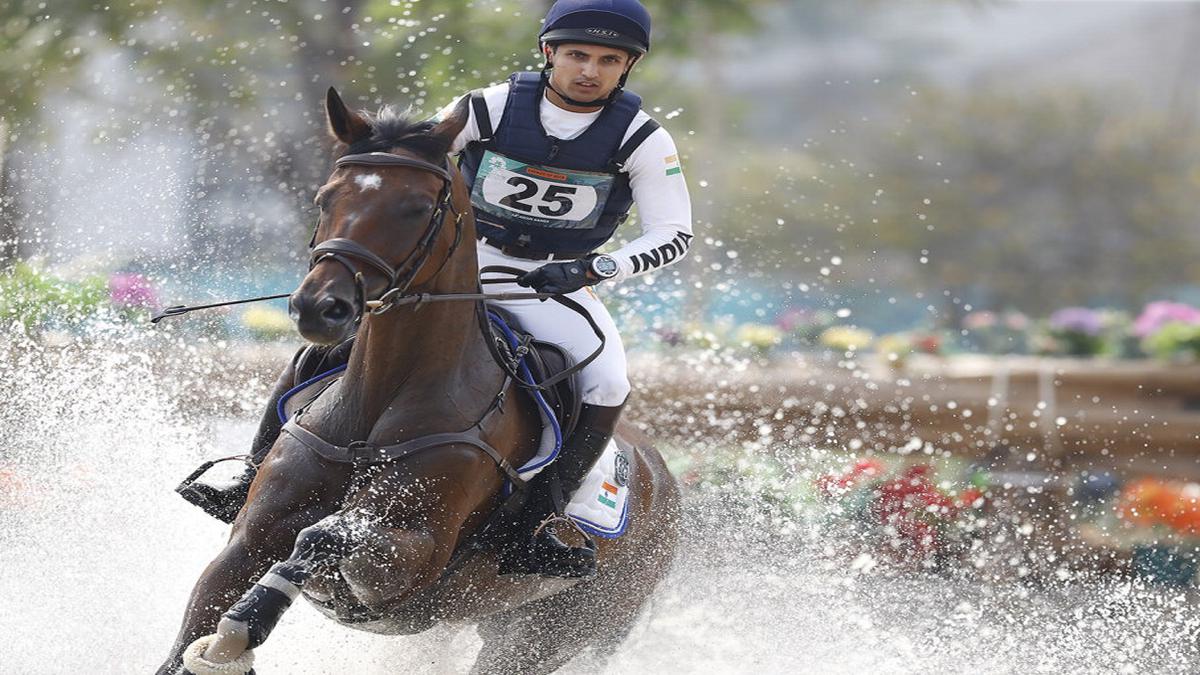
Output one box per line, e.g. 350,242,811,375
565,438,634,539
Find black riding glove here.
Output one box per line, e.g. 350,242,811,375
517,259,593,295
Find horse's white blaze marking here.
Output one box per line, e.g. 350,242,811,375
355,173,383,191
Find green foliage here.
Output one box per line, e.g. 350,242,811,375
824,88,1200,313
1142,322,1200,363
0,0,172,126
0,262,106,329
705,84,1200,318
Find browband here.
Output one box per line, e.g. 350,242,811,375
334,152,453,183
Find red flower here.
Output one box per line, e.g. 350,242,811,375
956,487,986,509
816,458,884,498
870,464,958,561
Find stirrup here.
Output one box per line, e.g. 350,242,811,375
497,513,598,579
530,514,598,579
176,456,255,524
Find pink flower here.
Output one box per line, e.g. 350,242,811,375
776,308,812,332
1003,311,1029,331
1133,301,1200,338
962,311,997,331
109,272,158,309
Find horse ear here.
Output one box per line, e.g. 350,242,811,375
326,87,372,145
429,94,470,148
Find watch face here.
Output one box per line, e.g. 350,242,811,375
592,255,618,278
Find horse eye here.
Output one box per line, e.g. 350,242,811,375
402,201,435,219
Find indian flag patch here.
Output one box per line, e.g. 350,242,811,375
664,154,682,177
597,480,620,509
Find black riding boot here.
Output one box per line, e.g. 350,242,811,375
500,400,626,579
177,340,353,523
175,396,281,524
176,462,258,524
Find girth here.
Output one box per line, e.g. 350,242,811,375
281,415,526,489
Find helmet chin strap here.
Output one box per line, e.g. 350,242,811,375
539,53,637,109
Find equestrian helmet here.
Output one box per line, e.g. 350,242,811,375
539,0,652,56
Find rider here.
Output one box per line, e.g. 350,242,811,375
179,0,693,579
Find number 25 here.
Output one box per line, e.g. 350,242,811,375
500,177,578,217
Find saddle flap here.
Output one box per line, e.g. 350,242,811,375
485,303,583,441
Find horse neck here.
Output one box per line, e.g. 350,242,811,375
337,227,488,436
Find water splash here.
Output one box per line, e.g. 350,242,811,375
0,328,1197,673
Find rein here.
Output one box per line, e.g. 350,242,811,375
157,150,608,496
152,150,606,388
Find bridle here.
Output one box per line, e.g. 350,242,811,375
308,151,465,318
303,148,607,389
153,147,606,387
166,146,610,521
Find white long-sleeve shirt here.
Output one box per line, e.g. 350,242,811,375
439,81,693,283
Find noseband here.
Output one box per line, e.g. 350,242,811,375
308,151,464,316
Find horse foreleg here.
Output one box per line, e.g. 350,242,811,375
155,534,283,675
337,519,438,608
179,515,354,674
157,446,343,672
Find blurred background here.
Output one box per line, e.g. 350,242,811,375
6,2,1200,672
6,0,1200,335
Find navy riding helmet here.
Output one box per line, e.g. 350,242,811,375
539,0,652,55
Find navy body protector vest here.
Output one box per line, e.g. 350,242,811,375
459,72,661,255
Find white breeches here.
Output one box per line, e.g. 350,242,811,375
478,243,631,407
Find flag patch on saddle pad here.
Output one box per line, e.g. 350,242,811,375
597,481,619,509
565,440,633,538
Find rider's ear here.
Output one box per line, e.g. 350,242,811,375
430,93,470,148
326,87,372,145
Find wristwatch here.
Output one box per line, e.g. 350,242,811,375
586,253,619,280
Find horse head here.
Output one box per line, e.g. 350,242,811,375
290,88,471,344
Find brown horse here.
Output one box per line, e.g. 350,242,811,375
155,89,680,675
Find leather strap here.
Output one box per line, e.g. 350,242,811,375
611,118,661,170
470,90,494,142
311,237,400,288
477,235,588,261
282,416,526,489
334,152,453,182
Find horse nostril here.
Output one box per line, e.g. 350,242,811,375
319,297,353,324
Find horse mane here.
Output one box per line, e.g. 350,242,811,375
343,105,452,162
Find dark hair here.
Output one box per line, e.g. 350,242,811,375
343,105,451,162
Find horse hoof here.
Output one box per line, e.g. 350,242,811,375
182,634,255,675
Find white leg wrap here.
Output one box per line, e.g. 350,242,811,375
182,634,256,675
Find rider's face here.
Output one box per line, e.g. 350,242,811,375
545,43,634,106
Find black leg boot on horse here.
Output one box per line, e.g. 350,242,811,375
177,341,354,523
500,400,626,579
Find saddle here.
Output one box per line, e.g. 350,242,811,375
484,304,583,443
282,307,583,443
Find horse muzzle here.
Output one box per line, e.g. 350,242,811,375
289,290,359,345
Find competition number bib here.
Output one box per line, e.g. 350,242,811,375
471,150,614,230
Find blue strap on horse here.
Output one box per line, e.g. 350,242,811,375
276,363,348,424
487,311,563,478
